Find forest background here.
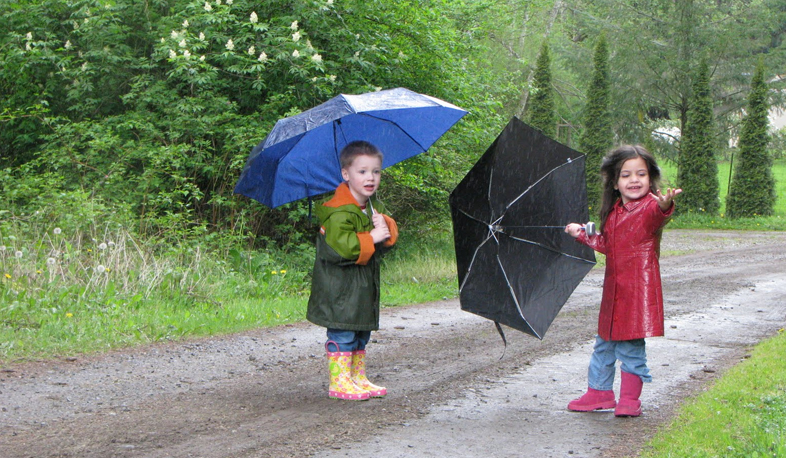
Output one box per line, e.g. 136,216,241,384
1,0,786,360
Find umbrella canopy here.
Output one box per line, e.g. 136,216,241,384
235,87,467,208
449,117,596,340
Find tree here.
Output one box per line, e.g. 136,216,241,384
726,59,776,218
677,59,719,214
527,41,557,137
578,34,611,210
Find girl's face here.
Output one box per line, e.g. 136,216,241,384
341,154,382,205
615,156,651,204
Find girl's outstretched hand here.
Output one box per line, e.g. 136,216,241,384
653,187,683,211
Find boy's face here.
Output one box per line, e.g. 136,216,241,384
341,154,382,205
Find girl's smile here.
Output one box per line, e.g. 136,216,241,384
615,157,651,204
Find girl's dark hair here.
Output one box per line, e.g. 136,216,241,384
598,144,661,232
339,140,383,170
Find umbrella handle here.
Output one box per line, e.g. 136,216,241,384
582,222,597,236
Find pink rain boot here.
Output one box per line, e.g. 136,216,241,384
615,371,643,417
326,343,369,401
567,387,617,412
350,350,387,398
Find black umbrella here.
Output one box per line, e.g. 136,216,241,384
449,117,596,340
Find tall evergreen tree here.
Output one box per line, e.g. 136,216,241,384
726,59,776,218
677,59,720,214
527,42,557,137
578,34,612,210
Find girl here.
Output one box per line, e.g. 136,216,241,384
564,144,681,417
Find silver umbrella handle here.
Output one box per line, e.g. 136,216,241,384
582,222,597,236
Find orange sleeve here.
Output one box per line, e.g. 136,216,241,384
382,214,398,247
355,232,375,265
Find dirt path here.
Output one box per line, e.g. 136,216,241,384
2,230,786,458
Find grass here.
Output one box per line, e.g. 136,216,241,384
640,330,786,458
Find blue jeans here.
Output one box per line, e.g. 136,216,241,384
326,329,371,352
587,335,651,391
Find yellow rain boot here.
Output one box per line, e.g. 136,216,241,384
351,350,387,398
327,344,370,401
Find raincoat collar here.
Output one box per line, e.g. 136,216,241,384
615,193,654,213
324,182,362,208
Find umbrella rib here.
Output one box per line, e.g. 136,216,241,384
505,159,579,212
355,113,430,152
506,235,596,263
496,255,541,340
458,233,496,293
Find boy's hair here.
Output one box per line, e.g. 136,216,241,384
598,144,662,231
339,140,384,170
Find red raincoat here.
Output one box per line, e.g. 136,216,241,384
577,194,674,341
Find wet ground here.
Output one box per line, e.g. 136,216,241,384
1,230,786,457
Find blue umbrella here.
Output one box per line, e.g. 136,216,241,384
234,87,468,208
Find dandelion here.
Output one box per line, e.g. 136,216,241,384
292,49,300,58
179,39,187,48
292,31,301,42
271,270,278,275
204,1,212,11
87,248,93,253
258,52,268,62
36,270,42,274
169,49,177,59
183,19,189,28
225,39,234,50
248,46,255,56
250,11,258,23
47,258,56,265
96,265,106,273
15,251,23,258
280,269,287,274
291,20,298,30
311,53,322,63
4,274,10,279
65,40,72,50
183,50,191,58
98,242,108,250
66,313,73,318
199,31,206,41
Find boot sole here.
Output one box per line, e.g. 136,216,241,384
568,401,617,412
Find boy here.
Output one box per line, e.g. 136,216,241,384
307,140,398,400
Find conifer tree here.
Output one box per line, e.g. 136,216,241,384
527,42,557,138
579,34,612,210
726,59,776,218
677,60,720,215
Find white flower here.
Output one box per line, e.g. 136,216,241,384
107,241,115,247
183,50,191,58
292,31,301,42
290,20,298,30
199,31,205,41
306,39,313,50
226,0,232,4
171,30,179,39
329,75,336,82
311,53,322,63
200,55,206,61
258,52,267,62
327,0,333,4
248,46,255,55
204,2,212,11
179,39,187,48
311,76,318,82
47,258,56,265
225,39,234,50
182,19,189,28
169,49,177,59
250,11,258,23
14,251,23,258
96,265,106,273
81,62,88,71
0,246,5,252
215,0,221,5
25,42,31,51
64,40,72,50
26,32,32,40
54,227,61,235
374,86,382,91
292,49,300,58
161,37,165,43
